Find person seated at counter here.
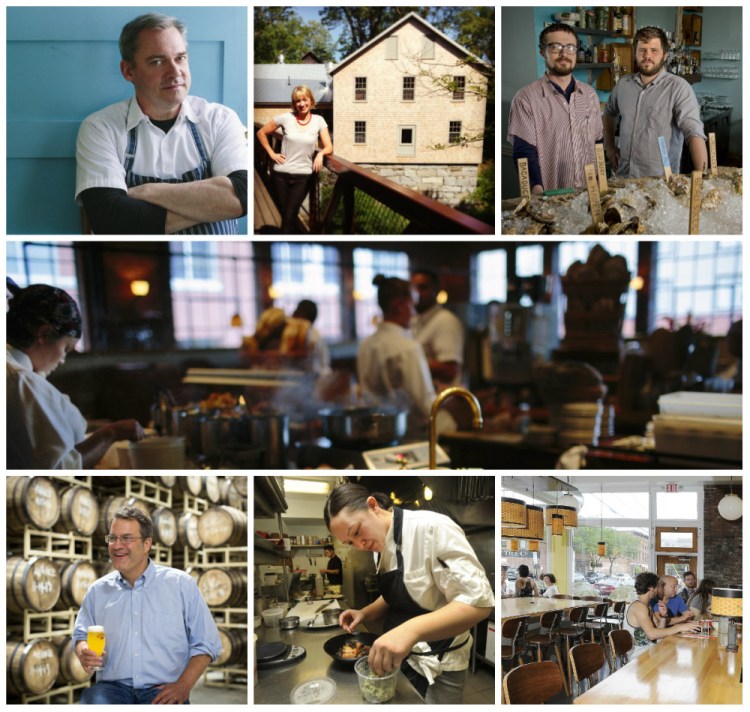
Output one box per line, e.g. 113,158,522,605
541,573,559,598
324,483,494,704
501,565,512,599
678,571,698,604
625,572,700,650
687,578,715,619
7,283,145,469
357,274,455,438
514,565,539,597
651,575,696,624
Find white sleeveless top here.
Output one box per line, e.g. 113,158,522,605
624,600,655,649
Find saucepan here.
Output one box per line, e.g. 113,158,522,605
318,406,407,447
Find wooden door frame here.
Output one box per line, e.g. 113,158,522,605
656,554,697,577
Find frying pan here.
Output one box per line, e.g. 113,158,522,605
322,632,378,667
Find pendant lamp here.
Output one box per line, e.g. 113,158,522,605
597,483,606,556
718,477,743,521
501,497,527,528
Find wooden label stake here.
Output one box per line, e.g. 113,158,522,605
689,170,702,235
708,132,718,176
658,136,673,180
595,143,608,193
584,163,604,225
517,158,531,199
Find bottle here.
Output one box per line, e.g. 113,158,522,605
315,573,324,597
622,10,631,35
577,44,585,63
614,8,623,33
585,45,593,64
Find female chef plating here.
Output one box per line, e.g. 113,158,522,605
325,483,494,704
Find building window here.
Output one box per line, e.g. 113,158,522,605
355,77,367,101
449,121,462,144
354,121,366,144
402,76,415,101
653,241,742,335
472,248,507,302
400,128,414,144
453,76,466,100
421,37,435,60
353,247,410,338
385,36,398,60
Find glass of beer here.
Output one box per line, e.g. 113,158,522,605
87,625,107,671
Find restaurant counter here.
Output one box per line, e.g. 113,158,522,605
253,601,425,705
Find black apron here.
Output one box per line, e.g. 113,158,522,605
376,507,469,698
124,115,238,235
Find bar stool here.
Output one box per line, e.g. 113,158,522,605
584,602,611,669
608,629,634,672
525,609,569,696
604,600,626,631
501,616,529,670
568,642,606,699
502,661,565,704
557,606,588,693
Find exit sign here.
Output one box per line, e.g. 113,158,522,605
665,483,680,493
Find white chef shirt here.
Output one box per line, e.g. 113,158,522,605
6,345,87,469
75,96,247,202
377,508,495,673
272,113,328,175
412,305,465,388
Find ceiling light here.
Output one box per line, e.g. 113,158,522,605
283,479,330,495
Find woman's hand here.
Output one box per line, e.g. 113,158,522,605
339,608,365,633
313,152,325,173
270,151,286,166
367,627,418,676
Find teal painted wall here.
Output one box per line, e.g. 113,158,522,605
7,6,248,234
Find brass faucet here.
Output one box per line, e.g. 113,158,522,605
429,387,483,469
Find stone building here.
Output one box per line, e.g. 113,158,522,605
330,12,489,206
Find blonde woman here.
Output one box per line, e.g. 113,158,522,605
256,85,333,233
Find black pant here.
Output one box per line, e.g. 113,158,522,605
273,171,312,234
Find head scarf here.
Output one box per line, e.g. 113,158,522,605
8,284,82,339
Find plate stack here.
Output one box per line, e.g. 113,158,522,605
551,402,602,448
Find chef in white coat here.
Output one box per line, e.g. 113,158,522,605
7,283,144,469
325,482,494,704
357,274,453,437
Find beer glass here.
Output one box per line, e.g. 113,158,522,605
87,625,107,671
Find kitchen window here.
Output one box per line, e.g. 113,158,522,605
355,77,367,101
354,121,366,144
448,120,462,144
353,247,410,338
270,243,342,340
402,76,415,101
653,241,742,335
472,248,507,302
452,76,466,101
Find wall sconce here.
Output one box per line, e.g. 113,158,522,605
630,275,644,291
230,313,243,328
130,280,150,297
268,284,282,299
436,289,448,305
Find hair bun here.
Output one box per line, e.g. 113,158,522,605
372,273,386,287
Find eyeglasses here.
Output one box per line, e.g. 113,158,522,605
105,535,144,545
544,43,579,55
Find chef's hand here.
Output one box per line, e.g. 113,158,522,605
150,680,190,705
367,627,418,677
606,145,620,172
74,641,104,675
108,419,146,442
339,608,365,633
531,184,544,195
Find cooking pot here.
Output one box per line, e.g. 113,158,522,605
236,411,290,468
318,406,407,447
200,414,237,458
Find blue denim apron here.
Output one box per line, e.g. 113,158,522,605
124,120,238,235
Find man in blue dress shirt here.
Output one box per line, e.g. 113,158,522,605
651,574,696,625
74,507,222,704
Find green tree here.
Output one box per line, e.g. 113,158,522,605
254,8,336,63
458,161,494,226
431,6,495,64
573,526,641,576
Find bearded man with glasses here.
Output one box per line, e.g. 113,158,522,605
508,22,603,193
72,507,222,704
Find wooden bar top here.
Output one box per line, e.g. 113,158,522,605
574,634,743,704
501,597,614,622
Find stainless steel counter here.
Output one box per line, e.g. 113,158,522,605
253,604,425,705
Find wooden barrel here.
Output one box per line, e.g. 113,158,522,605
204,475,222,503
54,485,100,536
221,479,245,510
55,560,98,609
176,512,203,550
7,477,61,536
148,475,177,488
124,496,150,517
175,476,203,496
7,556,62,615
7,639,60,696
215,628,248,667
229,475,247,497
198,568,247,607
96,495,127,539
53,635,92,684
151,506,177,547
185,566,203,585
197,506,247,547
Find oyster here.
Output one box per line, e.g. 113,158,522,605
701,188,723,210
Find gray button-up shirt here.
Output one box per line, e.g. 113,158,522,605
604,69,706,178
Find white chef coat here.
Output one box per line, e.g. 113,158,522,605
309,325,332,378
75,96,247,202
6,345,87,469
412,304,465,389
376,508,495,673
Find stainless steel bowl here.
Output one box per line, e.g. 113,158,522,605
279,615,300,630
318,406,407,447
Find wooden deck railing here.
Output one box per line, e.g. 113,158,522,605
254,123,493,235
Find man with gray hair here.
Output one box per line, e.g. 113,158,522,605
76,13,247,234
73,507,222,704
